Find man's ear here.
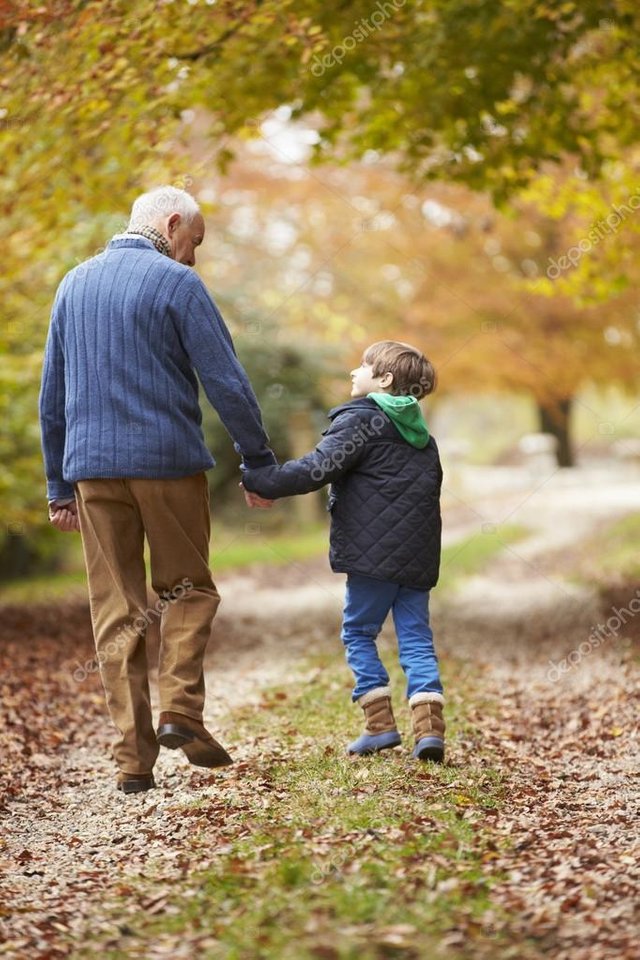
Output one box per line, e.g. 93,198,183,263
167,213,181,235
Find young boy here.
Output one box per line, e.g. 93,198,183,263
241,340,445,762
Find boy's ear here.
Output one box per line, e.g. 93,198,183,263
379,371,394,389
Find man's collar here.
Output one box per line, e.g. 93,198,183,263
125,225,172,258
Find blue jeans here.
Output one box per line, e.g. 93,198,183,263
341,573,443,702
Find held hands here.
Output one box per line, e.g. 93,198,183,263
48,499,80,532
239,482,274,510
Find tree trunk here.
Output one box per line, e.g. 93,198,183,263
0,531,55,581
538,397,574,468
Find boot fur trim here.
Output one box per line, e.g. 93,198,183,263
358,686,392,707
409,692,445,707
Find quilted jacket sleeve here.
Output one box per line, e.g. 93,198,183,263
241,409,368,499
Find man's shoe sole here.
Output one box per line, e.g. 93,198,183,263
117,775,155,794
156,723,194,749
157,722,233,769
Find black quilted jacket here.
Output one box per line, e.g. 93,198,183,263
241,397,442,590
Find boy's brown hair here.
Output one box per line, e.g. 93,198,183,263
363,340,437,400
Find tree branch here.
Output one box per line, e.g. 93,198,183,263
171,0,265,61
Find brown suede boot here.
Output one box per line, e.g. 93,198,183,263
409,692,445,763
156,711,233,768
347,686,402,755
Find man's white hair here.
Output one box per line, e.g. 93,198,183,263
128,186,200,229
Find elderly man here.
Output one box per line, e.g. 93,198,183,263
39,186,273,794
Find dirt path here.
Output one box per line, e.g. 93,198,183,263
1,466,638,959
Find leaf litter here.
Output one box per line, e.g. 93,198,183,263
0,555,638,960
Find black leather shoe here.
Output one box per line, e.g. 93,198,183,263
117,773,155,794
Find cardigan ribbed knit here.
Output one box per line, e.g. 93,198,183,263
39,236,275,501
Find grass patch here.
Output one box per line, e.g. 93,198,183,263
438,524,527,592
211,523,328,571
0,521,526,606
70,652,512,960
572,512,640,586
0,524,329,605
0,569,90,604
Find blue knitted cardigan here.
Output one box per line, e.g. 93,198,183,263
39,236,274,500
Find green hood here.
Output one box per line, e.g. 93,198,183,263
367,393,430,449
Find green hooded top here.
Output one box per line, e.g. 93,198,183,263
367,393,430,449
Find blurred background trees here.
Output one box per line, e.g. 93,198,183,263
2,0,639,576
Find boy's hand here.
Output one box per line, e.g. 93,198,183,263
48,499,80,532
239,482,274,510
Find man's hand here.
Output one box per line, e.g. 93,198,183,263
48,499,80,532
239,482,274,510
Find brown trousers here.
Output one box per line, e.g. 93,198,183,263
75,473,220,775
